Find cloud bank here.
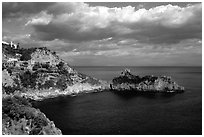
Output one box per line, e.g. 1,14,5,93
23,2,201,44
2,2,202,66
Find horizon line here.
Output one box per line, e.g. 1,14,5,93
71,65,202,67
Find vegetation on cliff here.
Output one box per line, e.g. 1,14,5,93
2,43,108,135
2,44,107,98
2,96,62,135
111,69,184,92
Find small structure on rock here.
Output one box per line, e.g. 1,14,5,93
2,41,19,49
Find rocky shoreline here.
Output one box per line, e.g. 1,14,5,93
15,83,108,101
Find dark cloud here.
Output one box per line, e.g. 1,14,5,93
2,2,55,18
46,2,86,15
31,23,116,42
87,2,201,9
124,20,201,44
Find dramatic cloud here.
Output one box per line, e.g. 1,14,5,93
2,2,202,66
24,3,202,44
2,2,55,18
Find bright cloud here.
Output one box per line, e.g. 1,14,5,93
2,2,202,66
23,3,201,44
26,11,53,26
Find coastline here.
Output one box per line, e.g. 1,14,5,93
9,83,109,101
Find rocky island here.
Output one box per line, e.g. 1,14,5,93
110,69,184,93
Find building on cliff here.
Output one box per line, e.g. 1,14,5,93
2,41,19,49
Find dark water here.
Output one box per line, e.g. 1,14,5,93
34,66,202,135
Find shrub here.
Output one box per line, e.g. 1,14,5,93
19,48,36,61
112,75,141,84
2,96,52,135
20,71,38,88
3,86,16,94
41,63,50,70
56,61,64,70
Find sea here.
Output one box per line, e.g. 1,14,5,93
33,66,202,135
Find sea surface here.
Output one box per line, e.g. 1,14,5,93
34,66,202,135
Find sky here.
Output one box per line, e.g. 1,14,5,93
2,2,202,66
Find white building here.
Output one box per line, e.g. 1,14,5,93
2,41,19,49
2,41,9,45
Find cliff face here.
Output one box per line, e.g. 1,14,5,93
2,45,108,100
2,44,108,135
110,69,184,93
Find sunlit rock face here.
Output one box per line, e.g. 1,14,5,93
2,44,108,100
110,69,185,93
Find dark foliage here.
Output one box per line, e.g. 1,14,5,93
56,61,64,70
113,75,141,84
39,80,55,89
3,86,16,94
2,96,50,135
112,71,161,85
56,62,68,74
3,96,32,114
56,76,69,90
7,68,12,75
2,44,18,56
41,63,50,70
19,48,36,61
141,75,158,82
33,62,51,71
20,71,38,88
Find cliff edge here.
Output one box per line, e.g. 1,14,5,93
2,44,108,100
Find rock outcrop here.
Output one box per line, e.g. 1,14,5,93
2,45,108,100
110,69,184,93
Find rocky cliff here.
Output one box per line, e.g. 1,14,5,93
110,69,184,93
2,44,108,135
2,45,108,100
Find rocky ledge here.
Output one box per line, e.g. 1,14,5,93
15,82,108,101
110,69,184,93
